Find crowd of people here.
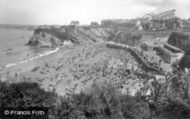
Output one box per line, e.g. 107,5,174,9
132,47,163,73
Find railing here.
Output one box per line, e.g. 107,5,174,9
129,48,163,73
105,42,164,74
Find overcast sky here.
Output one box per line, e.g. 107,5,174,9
0,0,190,25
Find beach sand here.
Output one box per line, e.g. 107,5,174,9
1,42,146,96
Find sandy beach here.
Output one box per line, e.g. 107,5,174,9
0,28,173,97
1,42,146,96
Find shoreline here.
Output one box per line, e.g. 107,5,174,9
0,47,59,71
0,45,75,81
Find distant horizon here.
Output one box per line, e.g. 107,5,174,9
0,15,189,26
1,0,190,25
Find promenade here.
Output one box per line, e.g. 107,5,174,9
105,42,164,74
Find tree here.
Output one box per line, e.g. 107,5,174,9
188,18,190,23
140,72,190,118
90,22,99,26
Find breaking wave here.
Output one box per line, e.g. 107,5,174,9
2,47,59,69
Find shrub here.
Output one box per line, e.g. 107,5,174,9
142,72,190,119
1,72,190,119
55,82,150,119
0,81,57,108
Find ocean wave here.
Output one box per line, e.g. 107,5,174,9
36,47,59,58
3,47,59,69
5,63,17,68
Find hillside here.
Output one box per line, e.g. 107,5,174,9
111,31,142,46
168,32,190,68
27,28,79,47
27,27,142,47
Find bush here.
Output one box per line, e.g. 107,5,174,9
168,32,190,68
55,82,150,119
1,72,190,119
0,80,59,119
0,81,57,108
142,72,190,119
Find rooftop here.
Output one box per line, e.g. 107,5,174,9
164,43,182,52
157,46,173,55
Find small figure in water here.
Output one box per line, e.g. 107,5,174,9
158,59,162,66
15,73,17,77
27,53,30,64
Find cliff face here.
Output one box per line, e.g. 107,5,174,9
110,31,142,46
27,27,142,47
28,31,61,47
168,32,190,68
27,28,79,47
27,27,114,47
76,27,114,42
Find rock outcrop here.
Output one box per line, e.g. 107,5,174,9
110,31,142,46
168,32,190,68
27,27,114,47
27,28,79,47
27,27,142,47
76,27,114,42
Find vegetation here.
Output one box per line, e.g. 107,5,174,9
110,32,142,46
90,22,99,26
1,72,190,119
168,32,190,53
140,72,190,118
0,80,58,119
54,83,150,119
168,32,190,68
0,81,57,107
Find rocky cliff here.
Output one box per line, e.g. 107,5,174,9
168,32,190,68
110,31,142,46
28,27,142,47
27,28,80,47
27,27,114,47
75,27,114,42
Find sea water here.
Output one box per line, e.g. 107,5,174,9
0,28,59,70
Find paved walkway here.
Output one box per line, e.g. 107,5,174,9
105,42,164,75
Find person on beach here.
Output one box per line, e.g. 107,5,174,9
27,53,29,59
158,59,162,66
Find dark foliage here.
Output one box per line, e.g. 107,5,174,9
1,73,190,119
168,32,190,53
54,83,150,119
90,22,99,26
179,55,190,69
142,73,190,119
0,81,57,108
168,32,190,68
